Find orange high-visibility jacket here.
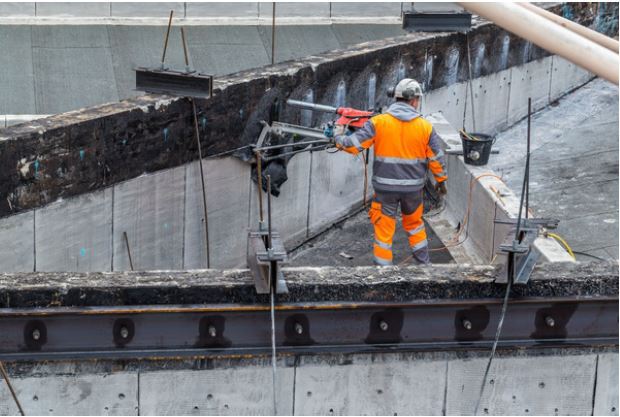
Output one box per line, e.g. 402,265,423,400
334,102,447,193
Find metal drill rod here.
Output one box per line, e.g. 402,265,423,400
180,27,191,73
466,33,477,132
266,173,277,415
191,100,211,268
267,175,273,249
0,361,24,416
256,150,264,226
123,231,134,271
271,2,276,65
261,145,331,162
161,10,174,69
255,138,330,151
525,98,531,219
286,99,338,113
515,98,532,240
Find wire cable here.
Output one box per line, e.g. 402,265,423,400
473,277,512,416
545,232,576,260
0,361,25,416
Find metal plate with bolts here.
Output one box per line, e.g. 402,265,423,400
402,12,472,32
135,67,213,98
0,297,615,361
248,231,288,294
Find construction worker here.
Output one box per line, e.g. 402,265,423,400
324,78,447,265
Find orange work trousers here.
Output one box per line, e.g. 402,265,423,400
368,190,430,265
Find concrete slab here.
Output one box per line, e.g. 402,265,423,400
110,2,184,17
31,25,110,48
35,2,111,17
184,157,251,269
0,373,138,416
0,210,34,272
594,353,620,416
185,26,270,76
0,2,35,16
249,152,312,248
35,189,113,272
112,167,185,271
294,355,447,415
307,150,368,237
507,57,552,125
464,68,511,135
139,366,294,415
185,2,258,18
491,79,618,260
330,2,402,17
332,24,405,48
0,26,35,114
108,25,187,99
550,56,593,102
446,354,598,415
32,27,118,113
258,24,340,64
423,82,468,130
259,2,329,18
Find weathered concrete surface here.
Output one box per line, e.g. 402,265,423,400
594,353,620,416
0,348,617,416
0,373,138,416
0,210,34,272
446,355,598,415
293,354,447,415
0,261,616,308
491,78,619,262
0,2,603,218
139,366,295,415
35,188,113,272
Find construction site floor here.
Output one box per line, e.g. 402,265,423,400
490,78,619,262
289,208,454,267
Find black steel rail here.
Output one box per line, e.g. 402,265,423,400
0,297,617,361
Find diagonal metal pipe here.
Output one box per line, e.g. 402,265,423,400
519,2,619,53
458,2,619,84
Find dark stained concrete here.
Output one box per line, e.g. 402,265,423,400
289,206,453,266
0,261,616,308
0,3,602,219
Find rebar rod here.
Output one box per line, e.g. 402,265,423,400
256,150,264,225
191,100,211,268
271,2,276,65
161,10,174,68
0,361,24,416
180,27,190,72
123,231,134,271
466,34,477,132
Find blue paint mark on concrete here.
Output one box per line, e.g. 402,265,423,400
79,149,85,160
201,117,207,131
122,138,127,145
562,4,574,21
34,160,40,177
239,108,244,119
164,223,169,230
80,247,87,257
163,127,169,142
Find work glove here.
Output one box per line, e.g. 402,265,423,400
323,124,334,139
435,182,447,196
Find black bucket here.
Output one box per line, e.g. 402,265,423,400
459,132,495,166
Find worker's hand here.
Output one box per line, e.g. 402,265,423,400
435,182,447,196
334,124,346,136
323,124,334,139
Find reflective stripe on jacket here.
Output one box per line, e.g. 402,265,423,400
334,102,447,193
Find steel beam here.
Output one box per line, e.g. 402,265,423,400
0,297,616,361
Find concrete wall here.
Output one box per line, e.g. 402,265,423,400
0,55,591,272
0,350,617,415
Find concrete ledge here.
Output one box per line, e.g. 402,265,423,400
0,261,616,308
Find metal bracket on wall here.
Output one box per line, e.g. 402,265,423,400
135,67,214,98
402,11,472,32
495,218,559,285
248,231,288,294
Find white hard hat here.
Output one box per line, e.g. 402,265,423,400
388,78,424,100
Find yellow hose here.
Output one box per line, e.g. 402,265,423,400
546,232,576,260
